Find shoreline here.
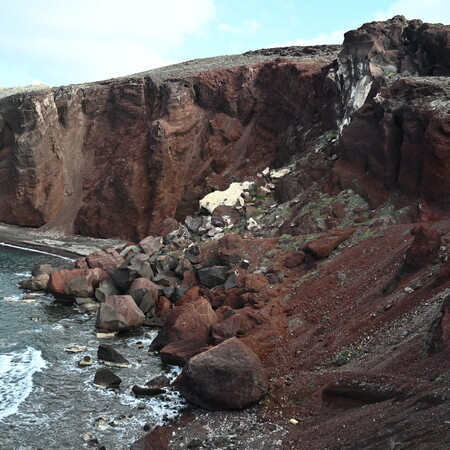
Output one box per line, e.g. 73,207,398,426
0,222,127,258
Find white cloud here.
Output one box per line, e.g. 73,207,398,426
219,19,262,34
271,30,345,47
0,0,216,85
375,0,450,24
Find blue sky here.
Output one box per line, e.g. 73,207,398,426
1,0,449,87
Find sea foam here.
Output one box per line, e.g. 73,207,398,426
0,347,46,420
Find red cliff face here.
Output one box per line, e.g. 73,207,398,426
0,48,337,241
0,17,449,241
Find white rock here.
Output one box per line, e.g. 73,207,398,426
262,167,270,176
247,218,259,230
199,181,254,214
270,168,291,179
64,345,86,353
404,287,414,294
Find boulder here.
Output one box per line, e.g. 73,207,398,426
127,278,160,316
130,425,170,450
405,224,441,268
95,278,120,302
31,264,54,277
212,205,241,227
149,297,218,351
139,235,163,256
199,181,253,214
112,253,153,292
217,234,246,267
131,385,165,397
306,229,354,258
95,295,145,332
198,266,229,288
160,339,210,366
19,273,50,291
156,218,179,237
97,344,131,368
174,337,268,410
211,314,242,345
154,254,178,275
284,250,306,268
85,248,125,275
93,368,122,389
48,268,108,299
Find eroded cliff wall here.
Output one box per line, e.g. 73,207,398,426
0,48,338,241
0,16,449,241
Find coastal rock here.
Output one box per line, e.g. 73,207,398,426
159,339,210,366
139,235,163,256
211,314,242,345
31,264,54,277
127,277,160,316
175,337,268,410
19,273,50,291
131,385,165,397
97,344,131,368
95,278,120,302
48,268,108,299
112,254,153,292
93,368,122,389
149,297,218,351
95,295,145,332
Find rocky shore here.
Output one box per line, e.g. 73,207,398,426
4,15,450,449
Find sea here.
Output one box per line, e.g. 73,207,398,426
0,243,184,450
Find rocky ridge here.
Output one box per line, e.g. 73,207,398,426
5,15,450,450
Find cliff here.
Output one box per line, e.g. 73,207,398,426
0,17,448,242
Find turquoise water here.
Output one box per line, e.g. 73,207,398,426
0,244,183,449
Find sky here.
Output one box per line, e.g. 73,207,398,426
1,0,449,87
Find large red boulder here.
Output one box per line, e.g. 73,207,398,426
95,295,145,331
174,337,268,410
48,268,108,299
149,297,218,351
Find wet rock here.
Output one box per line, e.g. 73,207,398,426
146,375,171,389
98,344,131,368
31,264,54,277
139,235,163,256
405,224,441,268
131,385,165,397
64,345,86,353
93,368,122,389
78,355,94,367
198,266,229,288
211,314,241,345
175,337,268,410
150,297,218,351
75,297,100,313
95,295,145,332
128,278,160,316
19,273,50,291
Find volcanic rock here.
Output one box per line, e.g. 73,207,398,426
97,344,131,368
93,368,122,389
197,266,229,288
48,268,108,299
139,235,163,256
405,224,441,268
159,339,210,366
149,297,218,351
174,337,268,410
112,253,153,292
211,314,241,345
127,277,160,316
95,278,120,302
95,295,145,332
